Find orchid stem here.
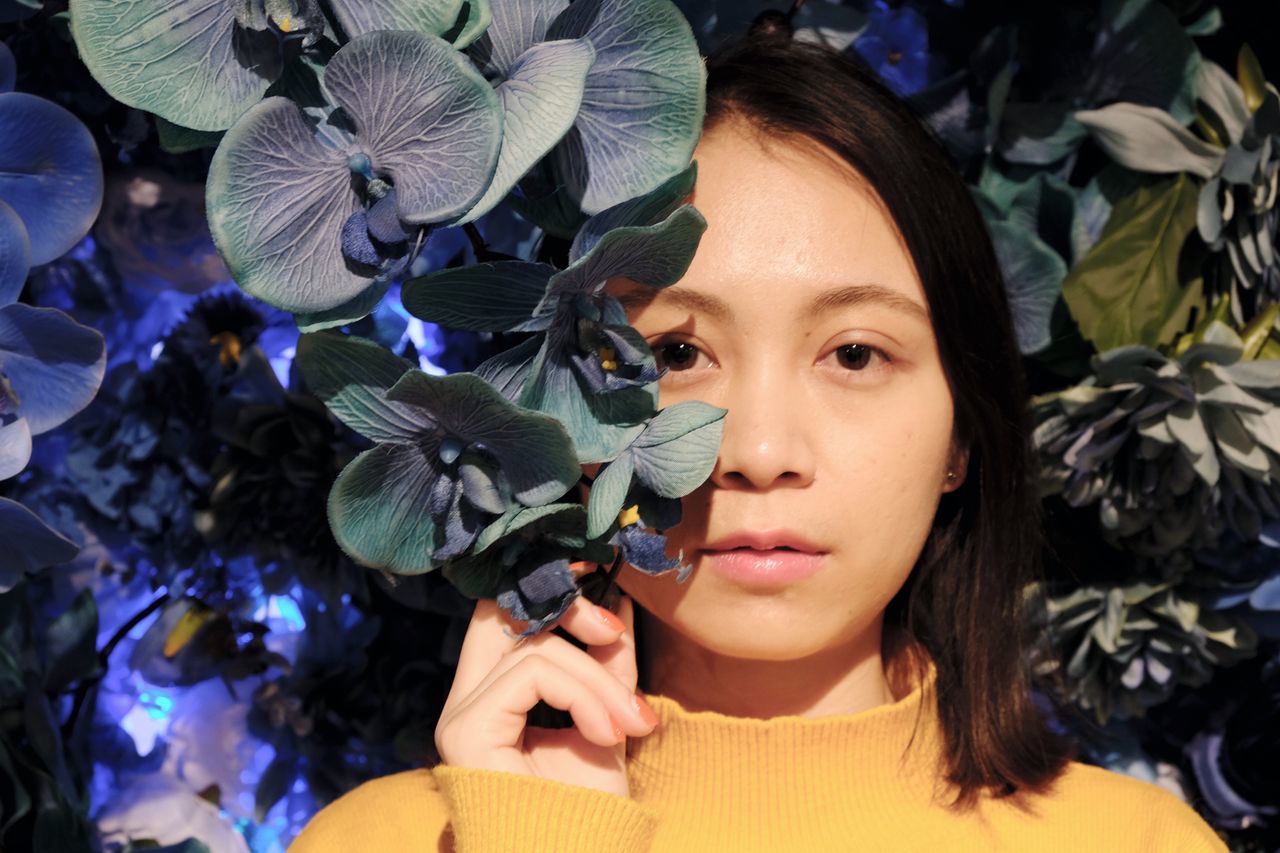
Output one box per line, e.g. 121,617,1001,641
62,591,170,739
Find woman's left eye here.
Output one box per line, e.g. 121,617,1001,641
830,343,892,372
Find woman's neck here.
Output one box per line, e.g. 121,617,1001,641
636,607,898,719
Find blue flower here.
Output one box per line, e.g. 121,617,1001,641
853,1,935,97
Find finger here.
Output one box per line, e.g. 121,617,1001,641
457,626,653,734
457,654,625,752
447,598,529,709
555,593,627,646
586,594,639,693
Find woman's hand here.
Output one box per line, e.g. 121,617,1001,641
434,574,658,798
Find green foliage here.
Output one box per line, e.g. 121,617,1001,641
1061,174,1204,353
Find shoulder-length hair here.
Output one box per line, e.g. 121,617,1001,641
699,32,1078,812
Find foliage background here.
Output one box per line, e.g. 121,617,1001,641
1,0,1278,850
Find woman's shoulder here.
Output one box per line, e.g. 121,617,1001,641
980,759,1228,851
288,767,452,852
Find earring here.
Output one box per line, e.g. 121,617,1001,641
946,470,957,482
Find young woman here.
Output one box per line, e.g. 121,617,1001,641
293,33,1228,852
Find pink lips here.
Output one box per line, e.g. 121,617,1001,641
701,529,827,586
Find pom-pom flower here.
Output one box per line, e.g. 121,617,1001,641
1034,319,1280,567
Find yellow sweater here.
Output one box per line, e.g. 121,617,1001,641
290,659,1229,852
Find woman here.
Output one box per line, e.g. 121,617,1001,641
292,33,1228,852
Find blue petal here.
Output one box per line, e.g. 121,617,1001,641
497,555,578,636
340,208,382,267
0,496,78,590
321,30,502,223
0,303,105,434
365,189,413,245
615,524,680,574
0,198,29,305
0,92,103,265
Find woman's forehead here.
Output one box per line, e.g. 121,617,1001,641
624,125,928,319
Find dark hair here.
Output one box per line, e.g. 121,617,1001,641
698,33,1078,813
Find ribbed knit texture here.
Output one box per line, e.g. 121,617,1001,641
290,659,1229,852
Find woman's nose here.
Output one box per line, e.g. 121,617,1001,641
706,366,816,491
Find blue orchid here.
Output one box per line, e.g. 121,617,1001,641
461,0,705,234
0,47,105,589
295,331,581,573
206,29,503,330
403,163,706,461
853,0,935,98
69,0,489,133
0,65,104,300
445,503,604,636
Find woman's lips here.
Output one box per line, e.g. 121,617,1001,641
702,548,827,586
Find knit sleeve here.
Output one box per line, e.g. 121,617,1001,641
431,764,660,852
288,765,659,853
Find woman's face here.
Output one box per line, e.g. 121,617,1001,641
603,119,966,669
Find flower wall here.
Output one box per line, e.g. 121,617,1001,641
0,1,1277,851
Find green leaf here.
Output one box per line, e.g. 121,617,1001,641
42,589,99,695
630,400,726,497
294,332,421,442
1061,174,1202,351
586,453,634,539
1238,44,1266,113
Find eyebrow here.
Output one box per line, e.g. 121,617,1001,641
614,283,930,325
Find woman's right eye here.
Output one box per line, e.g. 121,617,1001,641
652,340,704,372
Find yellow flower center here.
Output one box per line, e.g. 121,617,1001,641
618,504,641,528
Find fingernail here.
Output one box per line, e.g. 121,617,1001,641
633,694,659,727
608,713,626,743
596,605,624,632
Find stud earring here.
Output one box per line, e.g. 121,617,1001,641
946,470,957,482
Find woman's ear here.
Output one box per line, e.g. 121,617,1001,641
943,439,969,493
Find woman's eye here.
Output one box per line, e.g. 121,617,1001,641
653,341,703,372
832,343,892,372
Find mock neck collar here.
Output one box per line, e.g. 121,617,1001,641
628,658,953,815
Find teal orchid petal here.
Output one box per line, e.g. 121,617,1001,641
541,0,705,215
70,0,282,131
294,331,422,442
207,96,364,314
457,37,595,224
0,198,29,305
469,0,569,78
384,369,580,506
328,441,443,573
320,30,503,225
0,303,105,436
627,399,726,497
401,260,557,331
0,92,103,265
326,0,466,43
